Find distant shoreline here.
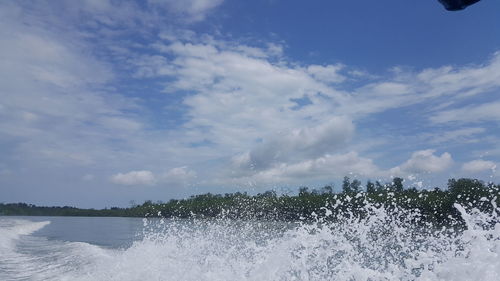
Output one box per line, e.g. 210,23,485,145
2,177,499,227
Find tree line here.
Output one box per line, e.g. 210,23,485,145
1,177,499,227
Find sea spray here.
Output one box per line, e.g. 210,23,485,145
0,198,498,281
79,197,499,281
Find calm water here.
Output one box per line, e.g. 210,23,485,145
0,204,499,281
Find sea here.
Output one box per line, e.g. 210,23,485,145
0,203,499,281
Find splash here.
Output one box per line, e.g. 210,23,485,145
80,201,500,281
1,200,499,281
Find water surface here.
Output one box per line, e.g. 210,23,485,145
0,205,499,281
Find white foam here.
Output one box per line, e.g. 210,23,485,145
1,203,499,281
0,219,52,280
0,219,50,250
71,204,500,281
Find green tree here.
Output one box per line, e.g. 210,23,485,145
299,186,310,197
322,185,334,194
350,179,362,193
366,180,375,193
392,177,404,192
342,176,351,193
447,178,487,203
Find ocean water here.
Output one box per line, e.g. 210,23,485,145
0,203,499,281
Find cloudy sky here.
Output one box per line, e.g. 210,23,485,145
1,0,499,207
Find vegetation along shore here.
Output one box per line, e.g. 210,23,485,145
2,177,499,228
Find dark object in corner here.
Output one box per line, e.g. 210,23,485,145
438,0,481,11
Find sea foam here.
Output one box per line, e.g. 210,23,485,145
0,201,499,281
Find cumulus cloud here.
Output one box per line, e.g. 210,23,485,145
126,33,500,187
233,117,355,171
3,0,500,206
462,160,497,173
110,167,197,187
161,166,197,184
263,152,381,180
221,152,382,186
111,170,156,186
391,149,453,175
147,37,354,164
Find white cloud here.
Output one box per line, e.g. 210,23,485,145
418,52,500,99
2,0,500,206
430,101,500,124
219,152,383,187
462,160,497,173
225,148,458,187
141,35,500,159
98,116,143,132
149,0,224,22
233,117,355,171
263,152,381,180
423,127,485,144
161,166,197,184
0,1,152,172
111,170,156,186
109,167,197,187
124,34,500,187
307,64,346,84
149,38,351,164
391,149,453,175
371,82,411,96
343,52,500,117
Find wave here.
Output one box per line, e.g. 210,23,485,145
0,218,114,281
0,202,499,281
0,219,50,250
0,219,52,280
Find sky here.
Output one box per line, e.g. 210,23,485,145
1,0,500,208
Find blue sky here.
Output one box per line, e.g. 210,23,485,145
1,0,499,207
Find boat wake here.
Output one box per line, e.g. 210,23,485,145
0,202,498,281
